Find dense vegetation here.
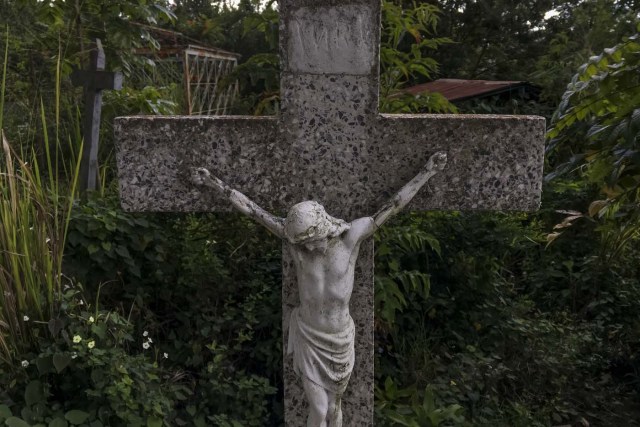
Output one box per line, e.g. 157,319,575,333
0,0,639,426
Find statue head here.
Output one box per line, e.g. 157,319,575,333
284,201,350,249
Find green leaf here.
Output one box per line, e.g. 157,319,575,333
64,411,89,425
5,418,31,427
24,381,44,406
146,418,162,427
53,353,72,373
91,324,106,340
47,318,64,337
35,357,54,375
0,404,12,419
48,418,68,427
115,246,131,258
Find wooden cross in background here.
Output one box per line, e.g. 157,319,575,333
72,39,122,192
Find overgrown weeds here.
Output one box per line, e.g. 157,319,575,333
0,31,80,367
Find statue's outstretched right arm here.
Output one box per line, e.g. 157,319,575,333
191,167,285,238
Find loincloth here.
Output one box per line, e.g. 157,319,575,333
287,307,355,395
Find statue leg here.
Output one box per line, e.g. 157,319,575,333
326,391,343,427
302,377,329,427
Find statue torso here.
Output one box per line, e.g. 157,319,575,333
289,235,361,334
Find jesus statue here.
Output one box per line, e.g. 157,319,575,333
190,151,447,426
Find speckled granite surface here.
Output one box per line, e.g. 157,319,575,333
114,0,546,425
115,114,545,219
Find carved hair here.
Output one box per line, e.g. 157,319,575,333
284,201,350,244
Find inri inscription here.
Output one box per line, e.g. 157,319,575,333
288,6,375,75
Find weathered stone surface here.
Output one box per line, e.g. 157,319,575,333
115,114,545,218
376,114,546,212
287,6,375,75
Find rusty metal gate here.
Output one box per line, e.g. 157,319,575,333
183,45,239,115
132,25,240,116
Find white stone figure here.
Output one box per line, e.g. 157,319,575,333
190,151,447,427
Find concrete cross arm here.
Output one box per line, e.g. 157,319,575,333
375,114,546,212
115,115,281,213
115,113,545,219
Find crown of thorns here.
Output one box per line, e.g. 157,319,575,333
284,201,349,244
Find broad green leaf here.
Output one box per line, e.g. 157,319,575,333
24,381,44,406
0,404,12,419
64,411,89,425
53,353,72,373
5,418,31,427
35,357,54,375
48,418,68,427
146,418,162,427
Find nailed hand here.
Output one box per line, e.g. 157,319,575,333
191,167,211,186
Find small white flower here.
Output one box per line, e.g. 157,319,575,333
87,340,95,349
163,352,168,359
142,342,150,350
45,237,51,243
88,316,95,323
78,300,84,305
23,315,29,322
21,360,29,368
73,335,82,343
71,352,78,359
143,331,149,337
147,337,153,344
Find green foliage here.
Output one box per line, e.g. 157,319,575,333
534,0,639,104
547,28,640,260
62,199,282,425
376,377,466,426
64,195,174,289
374,208,640,425
0,285,174,426
431,0,556,80
0,40,81,367
375,223,440,328
380,1,456,113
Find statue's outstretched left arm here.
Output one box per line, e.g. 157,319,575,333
347,152,447,244
191,167,285,238
373,151,447,228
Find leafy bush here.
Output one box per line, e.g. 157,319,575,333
63,197,283,425
374,208,640,426
0,284,174,427
547,27,640,260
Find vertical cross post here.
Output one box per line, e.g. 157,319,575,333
72,39,123,193
114,1,546,424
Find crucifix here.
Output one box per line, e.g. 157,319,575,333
114,0,545,425
72,38,123,193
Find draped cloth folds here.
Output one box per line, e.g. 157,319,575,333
287,307,355,394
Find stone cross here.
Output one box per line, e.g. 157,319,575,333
114,0,545,424
72,39,123,192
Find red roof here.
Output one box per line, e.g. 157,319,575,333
404,79,529,102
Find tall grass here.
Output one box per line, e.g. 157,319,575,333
0,31,81,366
